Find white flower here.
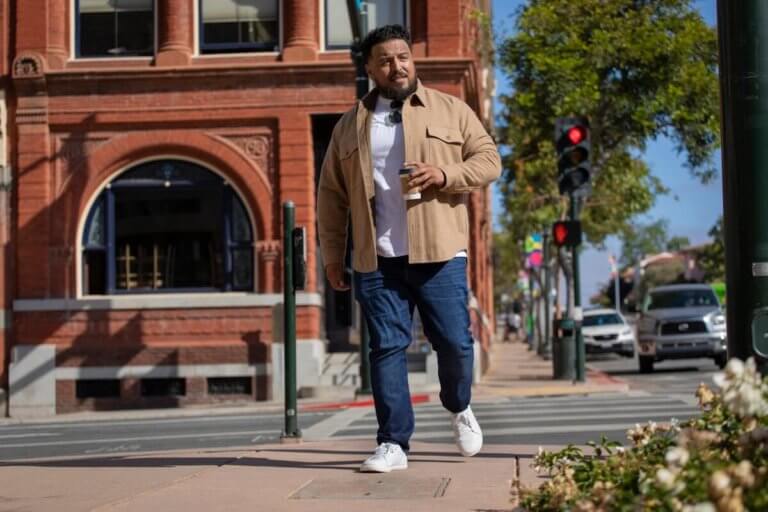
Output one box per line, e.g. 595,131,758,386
725,358,745,379
656,468,677,489
708,470,731,499
682,503,716,512
713,357,768,418
665,447,690,467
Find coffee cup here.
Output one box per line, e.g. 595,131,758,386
399,168,421,200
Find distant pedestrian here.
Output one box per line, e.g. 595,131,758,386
317,25,501,473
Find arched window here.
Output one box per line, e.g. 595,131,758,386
82,160,254,295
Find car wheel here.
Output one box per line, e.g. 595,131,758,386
639,356,654,374
714,353,728,369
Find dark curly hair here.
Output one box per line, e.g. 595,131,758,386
360,24,412,62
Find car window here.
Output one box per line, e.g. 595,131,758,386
647,289,719,310
583,313,623,327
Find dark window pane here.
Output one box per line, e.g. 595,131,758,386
232,197,252,242
140,378,186,397
232,248,253,289
80,13,117,57
201,0,278,52
85,199,105,247
76,379,120,398
84,250,107,295
326,0,405,48
116,11,154,56
82,160,256,294
78,1,153,57
208,377,252,395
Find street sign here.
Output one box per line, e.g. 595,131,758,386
525,233,543,268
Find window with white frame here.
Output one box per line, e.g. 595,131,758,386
82,160,255,295
199,0,279,53
325,0,406,49
76,0,155,57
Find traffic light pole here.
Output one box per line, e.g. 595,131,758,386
569,194,586,382
346,0,373,394
717,0,768,372
540,232,552,357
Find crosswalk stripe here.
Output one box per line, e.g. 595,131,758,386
0,429,276,449
381,403,697,420
344,410,697,432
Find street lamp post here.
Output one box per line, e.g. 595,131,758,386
345,0,374,394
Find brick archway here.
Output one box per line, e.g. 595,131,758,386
72,130,274,243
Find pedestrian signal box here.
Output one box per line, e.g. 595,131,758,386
552,220,582,247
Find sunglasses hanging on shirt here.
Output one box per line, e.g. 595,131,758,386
388,100,403,124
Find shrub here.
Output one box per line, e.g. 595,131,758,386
519,358,768,511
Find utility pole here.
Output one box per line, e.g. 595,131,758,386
569,196,586,382
717,1,768,371
345,0,373,393
541,231,552,358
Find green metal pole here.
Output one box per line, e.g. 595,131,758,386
345,0,374,394
282,201,301,440
540,232,551,358
570,195,586,382
717,0,768,372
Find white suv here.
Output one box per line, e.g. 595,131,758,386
582,308,636,358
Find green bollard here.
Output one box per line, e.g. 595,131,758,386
281,202,301,441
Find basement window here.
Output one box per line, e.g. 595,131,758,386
208,377,253,395
140,378,186,397
76,379,121,399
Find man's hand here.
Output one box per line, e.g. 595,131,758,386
403,161,447,192
325,263,350,291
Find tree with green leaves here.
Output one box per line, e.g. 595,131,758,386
494,0,720,289
698,215,725,282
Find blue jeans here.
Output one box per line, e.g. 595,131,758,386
354,256,474,452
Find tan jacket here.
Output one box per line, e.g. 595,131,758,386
317,82,501,272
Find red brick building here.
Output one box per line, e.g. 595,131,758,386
0,0,496,417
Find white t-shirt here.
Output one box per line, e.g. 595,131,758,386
371,95,408,257
370,94,467,259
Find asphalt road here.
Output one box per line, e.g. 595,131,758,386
0,410,333,461
0,354,720,461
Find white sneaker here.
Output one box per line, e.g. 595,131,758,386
359,442,408,473
452,406,483,456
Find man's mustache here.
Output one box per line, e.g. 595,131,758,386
389,72,409,80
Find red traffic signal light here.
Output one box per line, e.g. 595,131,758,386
555,117,591,195
552,220,582,247
567,126,587,145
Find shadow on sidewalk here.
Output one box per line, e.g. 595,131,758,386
0,451,469,470
260,447,527,459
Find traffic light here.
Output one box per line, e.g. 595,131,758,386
552,220,582,247
555,117,590,195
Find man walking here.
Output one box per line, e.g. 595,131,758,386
317,25,501,473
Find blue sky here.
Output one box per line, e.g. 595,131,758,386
491,0,722,303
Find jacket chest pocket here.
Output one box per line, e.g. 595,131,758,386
426,125,463,165
339,140,361,189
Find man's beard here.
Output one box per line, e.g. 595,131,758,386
377,75,418,101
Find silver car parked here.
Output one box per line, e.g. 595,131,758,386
636,284,727,373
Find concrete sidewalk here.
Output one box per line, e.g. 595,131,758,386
0,341,628,511
475,338,629,399
0,439,552,511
